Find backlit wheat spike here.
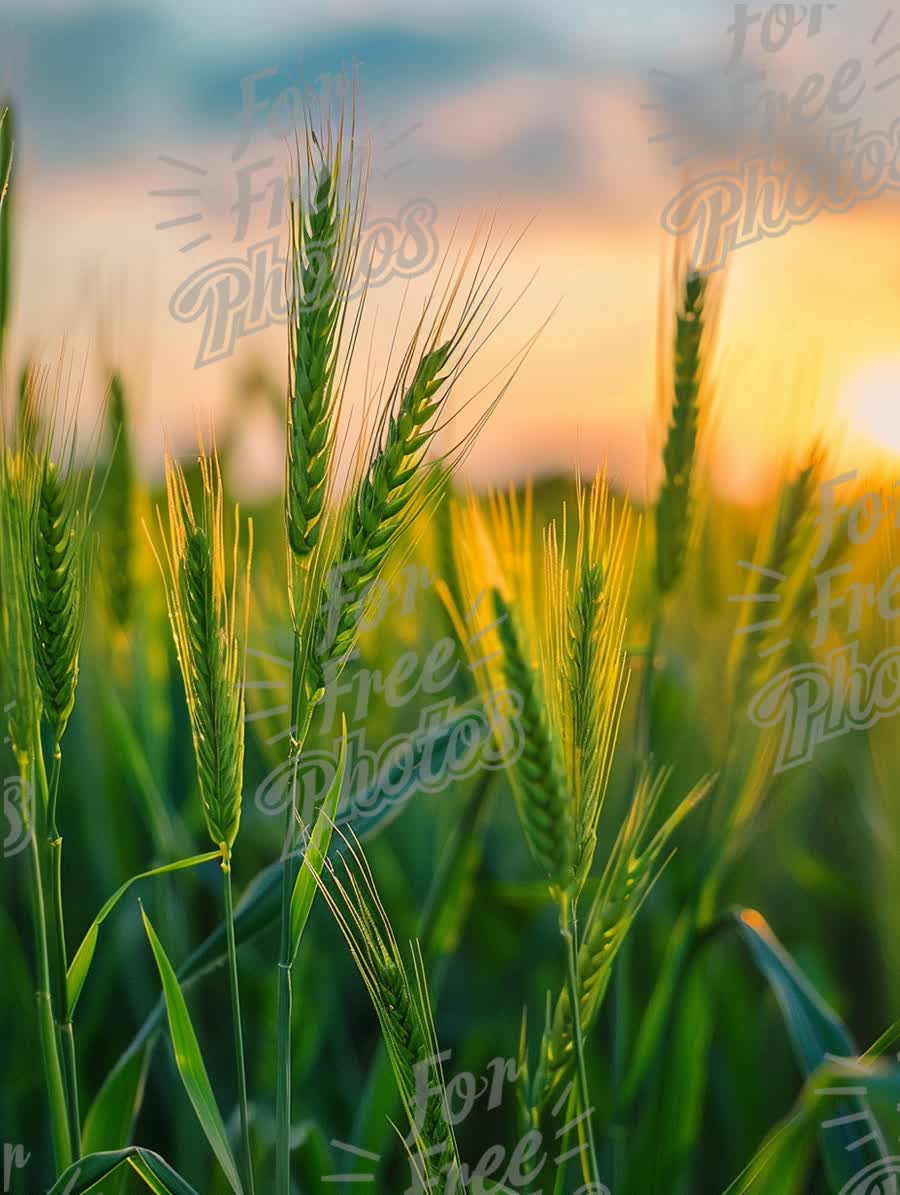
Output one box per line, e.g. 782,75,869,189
447,477,635,894
543,474,636,889
532,770,711,1116
310,829,461,1188
293,225,522,709
286,107,364,564
493,587,573,887
441,482,536,707
656,248,723,596
153,444,252,857
731,446,822,707
443,488,574,885
310,339,453,682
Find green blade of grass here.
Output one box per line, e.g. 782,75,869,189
721,1106,814,1195
734,909,889,1190
82,1040,153,1155
67,851,221,1018
48,1147,200,1195
723,1055,900,1195
141,906,244,1195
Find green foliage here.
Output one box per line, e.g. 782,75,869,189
141,906,244,1195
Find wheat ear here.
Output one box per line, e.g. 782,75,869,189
656,249,722,596
286,109,364,564
544,475,636,890
311,829,462,1189
152,444,252,857
0,410,41,770
304,229,508,697
29,427,92,752
731,445,822,709
102,373,136,630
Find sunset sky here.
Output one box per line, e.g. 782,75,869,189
5,0,900,501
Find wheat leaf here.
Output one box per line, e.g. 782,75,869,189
141,906,244,1195
48,1148,200,1195
735,909,889,1190
67,852,220,1017
81,1042,152,1156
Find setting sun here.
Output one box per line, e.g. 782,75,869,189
839,359,900,458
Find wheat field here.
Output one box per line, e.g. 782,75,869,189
2,100,900,1195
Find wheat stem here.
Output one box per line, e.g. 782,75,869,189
275,631,315,1195
633,611,661,765
39,742,76,1136
560,892,602,1192
61,1021,80,1157
44,749,66,1005
43,744,81,1157
25,784,72,1172
275,905,292,1195
224,862,254,1195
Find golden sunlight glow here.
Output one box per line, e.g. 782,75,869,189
839,360,900,458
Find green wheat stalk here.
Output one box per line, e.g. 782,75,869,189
0,389,72,1172
275,245,510,1189
20,367,97,1163
152,441,255,1193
